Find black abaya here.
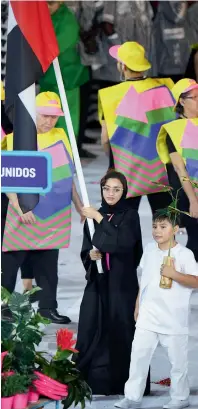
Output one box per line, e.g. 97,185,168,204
75,208,150,395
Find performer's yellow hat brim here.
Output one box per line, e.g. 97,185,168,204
1,81,5,101
109,41,151,72
172,78,198,110
36,91,64,116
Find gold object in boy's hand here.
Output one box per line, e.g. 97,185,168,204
160,256,173,289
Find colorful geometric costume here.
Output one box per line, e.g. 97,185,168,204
157,118,198,195
2,128,74,251
99,78,176,198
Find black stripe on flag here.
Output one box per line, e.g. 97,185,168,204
5,23,42,212
5,25,43,121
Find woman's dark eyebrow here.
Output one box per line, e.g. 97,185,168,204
105,184,122,188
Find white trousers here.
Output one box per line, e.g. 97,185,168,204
125,327,189,403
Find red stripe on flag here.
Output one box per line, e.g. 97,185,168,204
11,0,59,72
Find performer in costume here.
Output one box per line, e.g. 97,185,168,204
157,78,198,261
99,41,176,214
1,82,36,295
75,170,150,396
1,92,83,324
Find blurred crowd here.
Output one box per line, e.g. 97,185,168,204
52,1,198,157
67,1,198,80
1,1,198,158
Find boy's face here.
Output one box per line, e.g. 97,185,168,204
152,219,179,245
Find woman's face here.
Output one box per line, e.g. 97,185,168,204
180,88,198,118
102,178,124,206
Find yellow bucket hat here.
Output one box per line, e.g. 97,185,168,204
172,78,198,110
1,81,5,101
109,42,151,72
36,91,64,116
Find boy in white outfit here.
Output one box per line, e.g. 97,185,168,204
115,212,198,409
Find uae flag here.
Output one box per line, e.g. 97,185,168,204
5,1,59,213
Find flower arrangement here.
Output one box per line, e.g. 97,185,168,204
1,288,92,409
35,328,92,409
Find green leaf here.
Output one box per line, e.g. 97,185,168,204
25,286,42,296
8,292,32,316
80,398,86,409
1,320,13,339
54,349,72,361
1,287,11,303
42,364,58,380
1,374,31,397
62,374,79,383
31,312,51,326
12,343,35,369
62,384,75,409
22,327,42,346
1,352,13,372
74,385,83,407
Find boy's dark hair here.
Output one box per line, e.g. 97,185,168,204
153,211,180,227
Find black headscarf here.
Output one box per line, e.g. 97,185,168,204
99,170,130,214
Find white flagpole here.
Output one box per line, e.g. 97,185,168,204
53,58,102,273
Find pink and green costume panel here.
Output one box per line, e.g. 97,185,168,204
99,78,176,198
2,128,74,251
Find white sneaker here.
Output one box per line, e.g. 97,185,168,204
163,399,189,409
114,398,141,409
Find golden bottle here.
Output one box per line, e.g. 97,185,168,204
160,256,173,289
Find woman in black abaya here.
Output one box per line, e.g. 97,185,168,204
75,170,150,396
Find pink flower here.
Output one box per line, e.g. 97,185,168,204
56,329,78,353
